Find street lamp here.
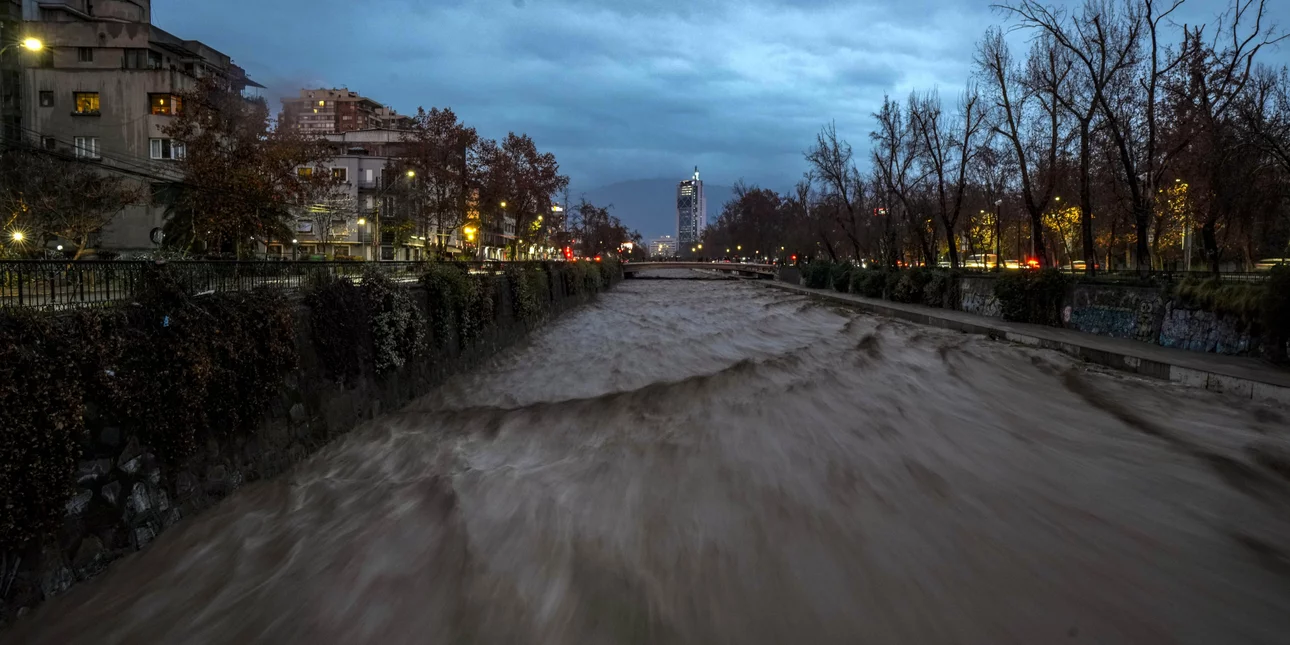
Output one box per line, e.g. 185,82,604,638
22,38,42,51
11,231,24,243
357,217,366,226
406,170,416,178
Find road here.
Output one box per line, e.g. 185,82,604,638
10,272,1290,644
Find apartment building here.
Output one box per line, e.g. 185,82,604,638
281,88,411,136
14,0,261,254
274,129,470,261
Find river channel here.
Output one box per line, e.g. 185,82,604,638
10,273,1290,644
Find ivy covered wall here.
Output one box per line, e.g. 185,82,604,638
0,259,621,624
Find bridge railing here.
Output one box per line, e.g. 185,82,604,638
0,260,520,311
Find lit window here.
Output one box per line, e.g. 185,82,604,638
331,167,348,182
74,136,100,159
149,94,182,116
73,92,100,115
298,167,313,178
319,100,325,107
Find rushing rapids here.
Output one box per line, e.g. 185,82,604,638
10,273,1290,644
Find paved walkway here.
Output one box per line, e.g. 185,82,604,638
764,281,1290,405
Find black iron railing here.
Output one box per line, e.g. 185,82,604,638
0,260,514,311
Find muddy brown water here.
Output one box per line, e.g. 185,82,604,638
9,275,1290,644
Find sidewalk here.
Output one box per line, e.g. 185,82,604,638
763,281,1290,405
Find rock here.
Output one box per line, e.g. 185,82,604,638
230,470,245,490
206,465,229,495
16,607,29,618
146,466,162,487
155,489,170,513
289,403,307,423
117,436,142,469
175,471,199,499
38,547,73,598
101,481,122,506
99,426,121,447
133,526,155,549
64,489,93,517
76,459,113,484
284,372,299,391
119,457,142,475
162,508,182,529
126,483,150,515
73,536,104,568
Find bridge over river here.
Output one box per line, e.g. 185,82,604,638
11,271,1290,644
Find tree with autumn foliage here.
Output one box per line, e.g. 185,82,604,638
0,143,142,259
475,133,568,258
159,76,338,257
397,107,479,255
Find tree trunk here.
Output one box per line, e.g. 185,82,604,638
1029,209,1047,266
1201,218,1220,275
1134,202,1152,273
1079,121,1096,276
944,220,959,269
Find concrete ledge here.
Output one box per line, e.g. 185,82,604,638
763,281,1290,405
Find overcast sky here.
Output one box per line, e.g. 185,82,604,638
155,0,1290,192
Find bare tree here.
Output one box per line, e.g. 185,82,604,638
976,27,1065,266
805,122,870,260
870,96,934,265
1003,0,1143,274
910,85,988,267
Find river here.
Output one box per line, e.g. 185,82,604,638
10,273,1290,644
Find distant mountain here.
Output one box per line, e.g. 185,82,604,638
575,179,734,240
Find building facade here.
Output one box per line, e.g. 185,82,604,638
281,88,410,135
649,235,677,258
13,0,261,254
273,129,469,261
676,166,706,250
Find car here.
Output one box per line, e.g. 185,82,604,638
1254,258,1289,271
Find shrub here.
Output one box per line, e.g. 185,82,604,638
425,263,477,348
507,265,549,325
361,267,427,374
890,268,932,304
0,313,88,552
1173,277,1265,325
803,261,834,289
1263,265,1290,362
304,272,371,386
995,269,1070,325
858,269,890,299
831,263,853,292
923,271,961,309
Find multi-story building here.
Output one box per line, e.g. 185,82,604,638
281,88,410,135
1,0,25,146
677,166,706,251
14,0,261,254
275,129,472,261
649,236,677,258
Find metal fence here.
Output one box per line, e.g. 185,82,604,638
0,260,511,311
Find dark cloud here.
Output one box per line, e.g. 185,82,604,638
152,0,1290,191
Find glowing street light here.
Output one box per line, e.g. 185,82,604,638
10,231,23,242
357,217,367,226
22,37,43,51
406,170,416,178
500,201,507,208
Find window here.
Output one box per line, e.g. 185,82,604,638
39,91,54,107
331,167,347,182
78,47,94,63
74,137,100,159
42,137,56,150
148,93,182,116
149,138,185,160
73,92,100,115
364,168,374,183
123,49,147,69
332,245,350,257
297,167,313,178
